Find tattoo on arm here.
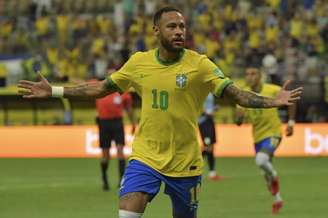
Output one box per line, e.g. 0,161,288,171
248,95,266,108
224,84,276,108
64,83,89,98
64,80,114,99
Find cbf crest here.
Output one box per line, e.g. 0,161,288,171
176,74,187,89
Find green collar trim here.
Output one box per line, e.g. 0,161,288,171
155,48,185,66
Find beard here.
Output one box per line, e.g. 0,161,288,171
160,36,184,53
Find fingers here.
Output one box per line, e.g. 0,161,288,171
289,96,301,101
18,89,35,98
282,80,291,90
290,90,303,98
17,83,33,90
18,89,31,95
286,96,301,106
286,131,291,136
18,80,35,86
287,87,303,100
290,87,303,94
285,126,293,137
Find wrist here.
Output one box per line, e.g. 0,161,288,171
52,86,64,97
288,120,295,127
272,98,281,107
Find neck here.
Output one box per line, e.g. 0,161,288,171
158,46,182,62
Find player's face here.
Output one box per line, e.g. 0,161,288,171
245,68,261,87
154,11,186,52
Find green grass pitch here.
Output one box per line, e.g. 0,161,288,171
0,157,327,218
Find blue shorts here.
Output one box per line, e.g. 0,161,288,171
255,137,281,154
119,160,202,217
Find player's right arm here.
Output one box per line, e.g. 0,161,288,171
18,72,118,99
223,81,303,108
199,56,303,108
18,52,140,99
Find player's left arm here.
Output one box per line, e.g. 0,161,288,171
223,80,303,108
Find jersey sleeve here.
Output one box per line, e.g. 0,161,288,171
106,52,140,92
199,56,233,97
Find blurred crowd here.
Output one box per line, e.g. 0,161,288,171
0,0,327,82
0,0,327,121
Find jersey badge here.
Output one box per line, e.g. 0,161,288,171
176,74,187,88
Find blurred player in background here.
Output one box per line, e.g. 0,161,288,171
235,67,296,214
198,93,222,181
96,90,135,191
18,6,302,218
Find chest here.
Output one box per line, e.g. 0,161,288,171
132,65,201,94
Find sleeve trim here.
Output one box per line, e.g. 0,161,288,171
214,79,233,98
105,77,123,93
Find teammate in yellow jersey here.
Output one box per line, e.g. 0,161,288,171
18,6,303,218
235,67,297,215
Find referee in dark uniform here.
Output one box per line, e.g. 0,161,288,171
198,93,222,181
96,91,135,191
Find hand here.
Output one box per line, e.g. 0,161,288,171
17,72,52,98
131,124,136,134
235,108,244,126
274,80,303,107
285,125,294,137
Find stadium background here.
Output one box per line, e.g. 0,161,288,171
0,0,328,218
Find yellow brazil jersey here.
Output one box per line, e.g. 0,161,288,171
241,83,282,143
109,49,232,177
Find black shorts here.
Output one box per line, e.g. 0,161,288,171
96,117,125,148
198,115,216,146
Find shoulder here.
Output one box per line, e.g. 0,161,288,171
183,49,209,64
184,49,208,61
122,50,155,69
129,50,149,61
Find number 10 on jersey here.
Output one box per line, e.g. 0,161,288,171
151,89,169,111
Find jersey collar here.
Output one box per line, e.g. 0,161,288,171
155,48,185,66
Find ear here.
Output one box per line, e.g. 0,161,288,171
153,25,159,37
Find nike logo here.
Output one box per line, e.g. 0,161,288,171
139,74,150,79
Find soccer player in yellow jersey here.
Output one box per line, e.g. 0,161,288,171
236,67,296,215
18,6,302,218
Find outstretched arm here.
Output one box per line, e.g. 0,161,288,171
223,80,303,108
18,72,118,99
